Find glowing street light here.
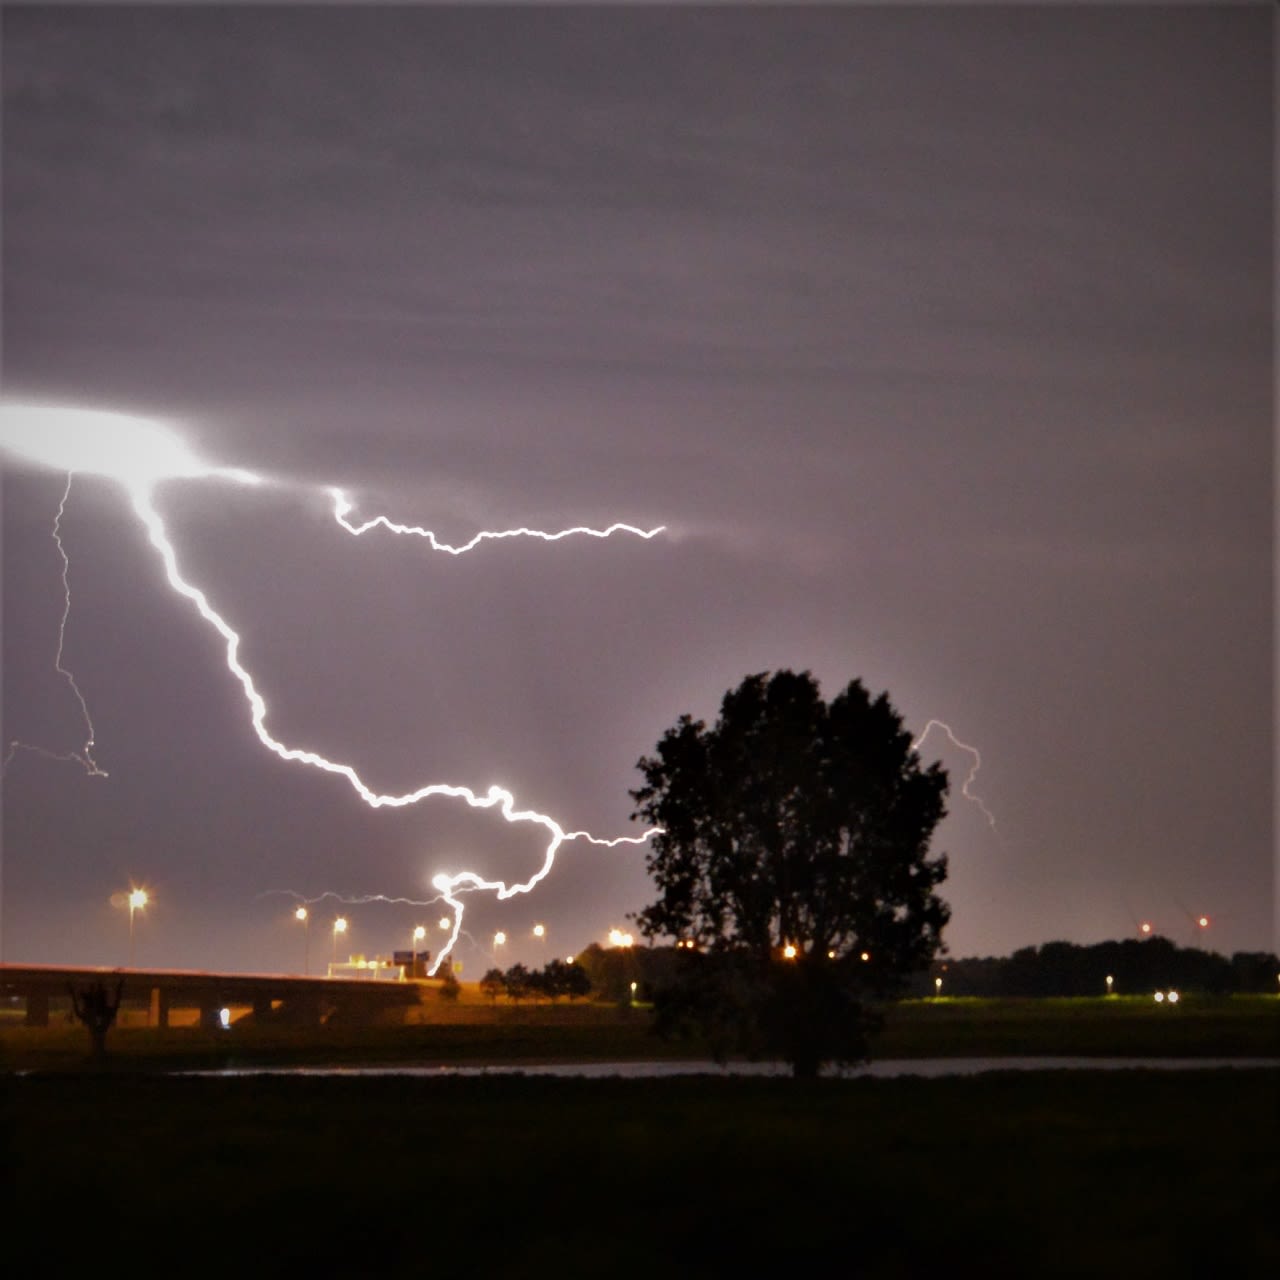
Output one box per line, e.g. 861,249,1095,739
533,923,546,939
412,924,426,977
438,917,451,931
127,887,148,966
934,976,943,997
332,916,348,965
782,944,797,960
493,930,506,955
295,905,310,975
1105,974,1114,996
608,929,634,948
1140,921,1153,937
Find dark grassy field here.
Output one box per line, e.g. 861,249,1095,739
3,991,1277,1071
3,1067,1276,1277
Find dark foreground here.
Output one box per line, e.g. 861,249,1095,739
3,1068,1276,1278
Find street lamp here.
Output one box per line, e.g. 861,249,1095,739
127,887,148,966
412,924,426,978
438,916,451,931
493,930,506,958
295,905,310,975
934,976,943,998
533,923,545,939
332,916,348,967
1105,974,1114,996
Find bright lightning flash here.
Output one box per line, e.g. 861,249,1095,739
911,719,998,830
0,404,262,489
0,402,660,973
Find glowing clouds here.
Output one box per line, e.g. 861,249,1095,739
0,403,260,490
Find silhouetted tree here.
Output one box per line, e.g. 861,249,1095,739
1231,951,1280,993
920,938,1269,997
563,961,592,1000
68,979,124,1060
437,968,461,1001
631,670,950,1077
503,963,532,1004
538,958,569,1001
479,968,505,1004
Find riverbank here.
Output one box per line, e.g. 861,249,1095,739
3,991,1276,1072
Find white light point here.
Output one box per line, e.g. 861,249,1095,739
4,404,662,976
911,719,998,831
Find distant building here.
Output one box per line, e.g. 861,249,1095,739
326,955,405,981
392,950,432,979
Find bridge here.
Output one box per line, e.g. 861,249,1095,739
0,962,423,1030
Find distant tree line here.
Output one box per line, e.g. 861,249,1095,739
916,938,1279,997
479,959,593,1004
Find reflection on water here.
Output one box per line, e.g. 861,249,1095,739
187,1056,1280,1080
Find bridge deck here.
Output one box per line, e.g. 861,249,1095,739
1,962,422,1029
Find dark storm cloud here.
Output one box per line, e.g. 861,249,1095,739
2,5,1272,969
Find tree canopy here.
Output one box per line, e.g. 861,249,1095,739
630,669,950,1076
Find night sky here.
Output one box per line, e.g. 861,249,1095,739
1,4,1272,976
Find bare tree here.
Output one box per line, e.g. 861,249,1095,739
68,979,125,1060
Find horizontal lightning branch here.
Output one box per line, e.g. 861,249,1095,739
329,487,665,554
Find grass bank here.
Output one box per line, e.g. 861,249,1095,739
3,992,1276,1072
3,1068,1276,1277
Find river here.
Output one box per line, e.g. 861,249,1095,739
186,1055,1280,1079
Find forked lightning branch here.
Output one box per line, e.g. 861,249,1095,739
0,404,661,973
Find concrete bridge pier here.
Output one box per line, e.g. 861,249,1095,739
149,986,171,1029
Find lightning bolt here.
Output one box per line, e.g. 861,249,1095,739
911,718,998,831
0,402,662,977
263,889,481,967
4,474,109,778
128,483,658,973
330,487,665,552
